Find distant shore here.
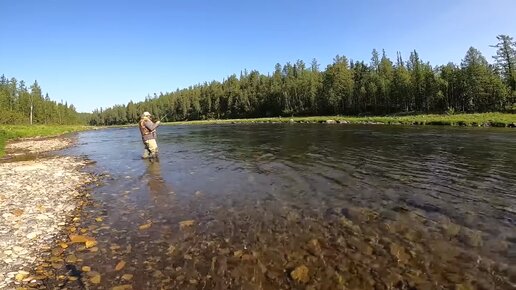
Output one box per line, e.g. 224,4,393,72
165,113,516,128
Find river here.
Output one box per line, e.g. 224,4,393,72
51,124,515,289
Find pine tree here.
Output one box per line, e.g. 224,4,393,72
491,35,516,93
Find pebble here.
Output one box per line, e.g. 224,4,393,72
26,232,38,239
291,265,310,283
0,138,94,289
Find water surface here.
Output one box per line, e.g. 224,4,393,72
49,124,516,289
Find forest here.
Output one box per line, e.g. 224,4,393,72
0,76,86,125
88,35,515,126
2,35,514,127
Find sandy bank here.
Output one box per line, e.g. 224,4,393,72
0,138,94,289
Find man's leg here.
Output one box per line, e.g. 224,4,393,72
147,139,159,158
142,141,151,159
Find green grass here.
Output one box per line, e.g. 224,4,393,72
0,125,91,157
166,113,516,127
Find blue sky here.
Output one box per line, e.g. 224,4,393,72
1,0,515,112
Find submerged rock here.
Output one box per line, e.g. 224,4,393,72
307,239,322,256
179,220,195,230
389,243,410,264
291,265,310,283
459,228,484,248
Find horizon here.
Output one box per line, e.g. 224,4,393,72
1,0,515,113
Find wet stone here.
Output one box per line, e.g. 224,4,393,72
112,285,133,290
307,239,322,256
389,243,410,264
459,229,484,248
291,265,310,283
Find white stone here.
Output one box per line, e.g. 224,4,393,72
26,232,38,239
12,246,23,252
35,214,48,220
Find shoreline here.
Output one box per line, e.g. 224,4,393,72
0,136,96,289
167,113,516,127
100,113,516,128
0,125,90,158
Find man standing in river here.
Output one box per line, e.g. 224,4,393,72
139,111,161,159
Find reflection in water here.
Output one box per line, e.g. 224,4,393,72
145,159,169,196
38,124,516,290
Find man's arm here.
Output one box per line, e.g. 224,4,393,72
144,120,160,131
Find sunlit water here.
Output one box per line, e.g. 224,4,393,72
48,124,516,289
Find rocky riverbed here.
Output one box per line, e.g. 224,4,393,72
0,138,94,289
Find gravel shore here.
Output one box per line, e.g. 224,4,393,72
5,138,75,156
0,137,94,289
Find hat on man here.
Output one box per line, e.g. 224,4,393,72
142,112,151,118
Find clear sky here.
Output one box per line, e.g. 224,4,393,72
1,0,515,113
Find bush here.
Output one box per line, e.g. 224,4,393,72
505,103,516,113
0,111,27,124
445,107,456,115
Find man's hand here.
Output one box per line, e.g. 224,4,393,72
156,121,161,125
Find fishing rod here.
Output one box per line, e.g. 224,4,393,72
155,112,170,122
160,113,170,121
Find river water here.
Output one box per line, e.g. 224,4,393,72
49,124,515,289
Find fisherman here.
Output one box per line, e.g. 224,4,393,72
139,111,161,159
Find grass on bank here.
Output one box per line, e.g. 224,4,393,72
0,125,91,157
167,112,516,127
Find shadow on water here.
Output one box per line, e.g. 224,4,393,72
32,124,516,289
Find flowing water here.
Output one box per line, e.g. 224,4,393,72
44,124,515,289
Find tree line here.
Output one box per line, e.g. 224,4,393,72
6,36,513,127
0,75,86,125
90,35,515,126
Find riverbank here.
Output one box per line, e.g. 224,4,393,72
0,125,91,158
0,137,95,289
167,112,516,127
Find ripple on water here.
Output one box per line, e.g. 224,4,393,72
27,124,516,289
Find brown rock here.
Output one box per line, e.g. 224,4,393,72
233,250,243,258
65,254,77,263
138,223,152,230
459,229,483,248
90,274,101,284
389,243,410,263
115,260,126,271
307,239,322,256
81,266,91,272
455,283,474,290
291,265,310,283
112,285,133,290
241,254,255,261
179,220,195,229
442,221,461,237
69,234,95,244
85,240,97,248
